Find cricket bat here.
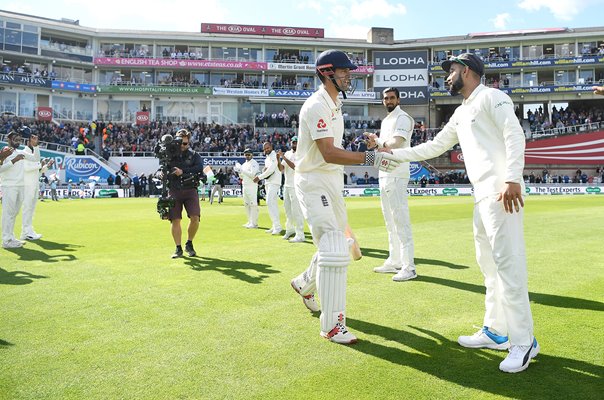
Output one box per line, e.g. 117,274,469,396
345,224,362,261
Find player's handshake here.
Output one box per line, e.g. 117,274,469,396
363,150,399,173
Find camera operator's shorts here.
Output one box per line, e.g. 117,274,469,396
168,188,200,220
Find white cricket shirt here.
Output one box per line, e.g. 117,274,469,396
296,85,344,175
391,84,525,202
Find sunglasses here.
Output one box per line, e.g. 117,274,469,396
449,56,468,68
181,142,189,145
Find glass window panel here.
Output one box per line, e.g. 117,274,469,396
23,24,37,33
74,98,93,121
52,96,73,119
0,92,17,114
19,93,35,118
5,29,21,45
6,21,21,29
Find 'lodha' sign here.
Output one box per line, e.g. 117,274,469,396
373,50,429,105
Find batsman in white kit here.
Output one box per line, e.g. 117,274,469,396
234,148,260,229
290,50,398,344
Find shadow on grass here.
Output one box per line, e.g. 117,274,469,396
4,246,78,262
347,319,602,400
32,239,82,252
184,256,280,284
361,247,469,270
418,275,604,312
0,267,47,285
0,339,14,348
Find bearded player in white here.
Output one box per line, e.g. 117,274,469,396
234,148,260,229
254,142,282,235
289,50,398,344
21,134,53,240
379,53,538,373
365,87,417,282
277,136,305,243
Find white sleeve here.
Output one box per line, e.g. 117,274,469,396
391,121,458,162
487,91,525,183
257,153,277,180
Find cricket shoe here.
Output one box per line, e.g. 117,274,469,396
3,239,24,249
290,279,319,312
21,232,42,241
171,247,183,259
392,269,417,282
499,338,540,373
321,322,357,344
282,231,295,240
373,264,400,273
289,235,305,243
458,326,510,350
185,242,197,257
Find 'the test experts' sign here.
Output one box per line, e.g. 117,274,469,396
373,50,429,105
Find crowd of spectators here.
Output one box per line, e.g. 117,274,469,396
527,105,604,135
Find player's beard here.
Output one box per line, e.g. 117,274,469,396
448,74,464,96
386,104,397,112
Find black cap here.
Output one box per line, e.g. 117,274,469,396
441,53,484,77
243,148,253,154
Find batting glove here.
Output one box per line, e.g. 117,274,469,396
364,151,400,173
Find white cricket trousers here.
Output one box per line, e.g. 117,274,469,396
243,183,258,226
265,183,281,231
2,186,24,243
283,185,304,237
379,176,415,270
295,172,349,332
22,184,38,236
473,195,534,346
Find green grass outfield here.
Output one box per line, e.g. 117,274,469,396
1,195,602,400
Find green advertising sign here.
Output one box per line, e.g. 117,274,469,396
97,85,212,95
586,187,601,194
442,188,459,195
98,189,119,198
362,188,380,196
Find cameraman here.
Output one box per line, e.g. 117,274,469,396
163,129,204,258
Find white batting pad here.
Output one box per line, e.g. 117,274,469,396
318,265,347,333
317,231,349,332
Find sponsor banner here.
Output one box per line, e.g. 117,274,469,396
373,51,429,105
267,63,316,72
96,85,212,95
64,156,115,183
525,130,604,164
51,80,97,93
40,188,123,199
201,156,264,168
341,186,474,197
374,68,428,87
431,84,597,98
353,65,375,75
429,56,604,72
450,150,464,163
409,162,431,179
37,107,53,121
374,51,429,70
269,89,313,98
212,87,269,96
94,57,267,70
0,73,51,88
344,91,376,100
525,185,604,195
136,111,150,125
201,23,324,38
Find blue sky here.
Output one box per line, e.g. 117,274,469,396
4,0,604,40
